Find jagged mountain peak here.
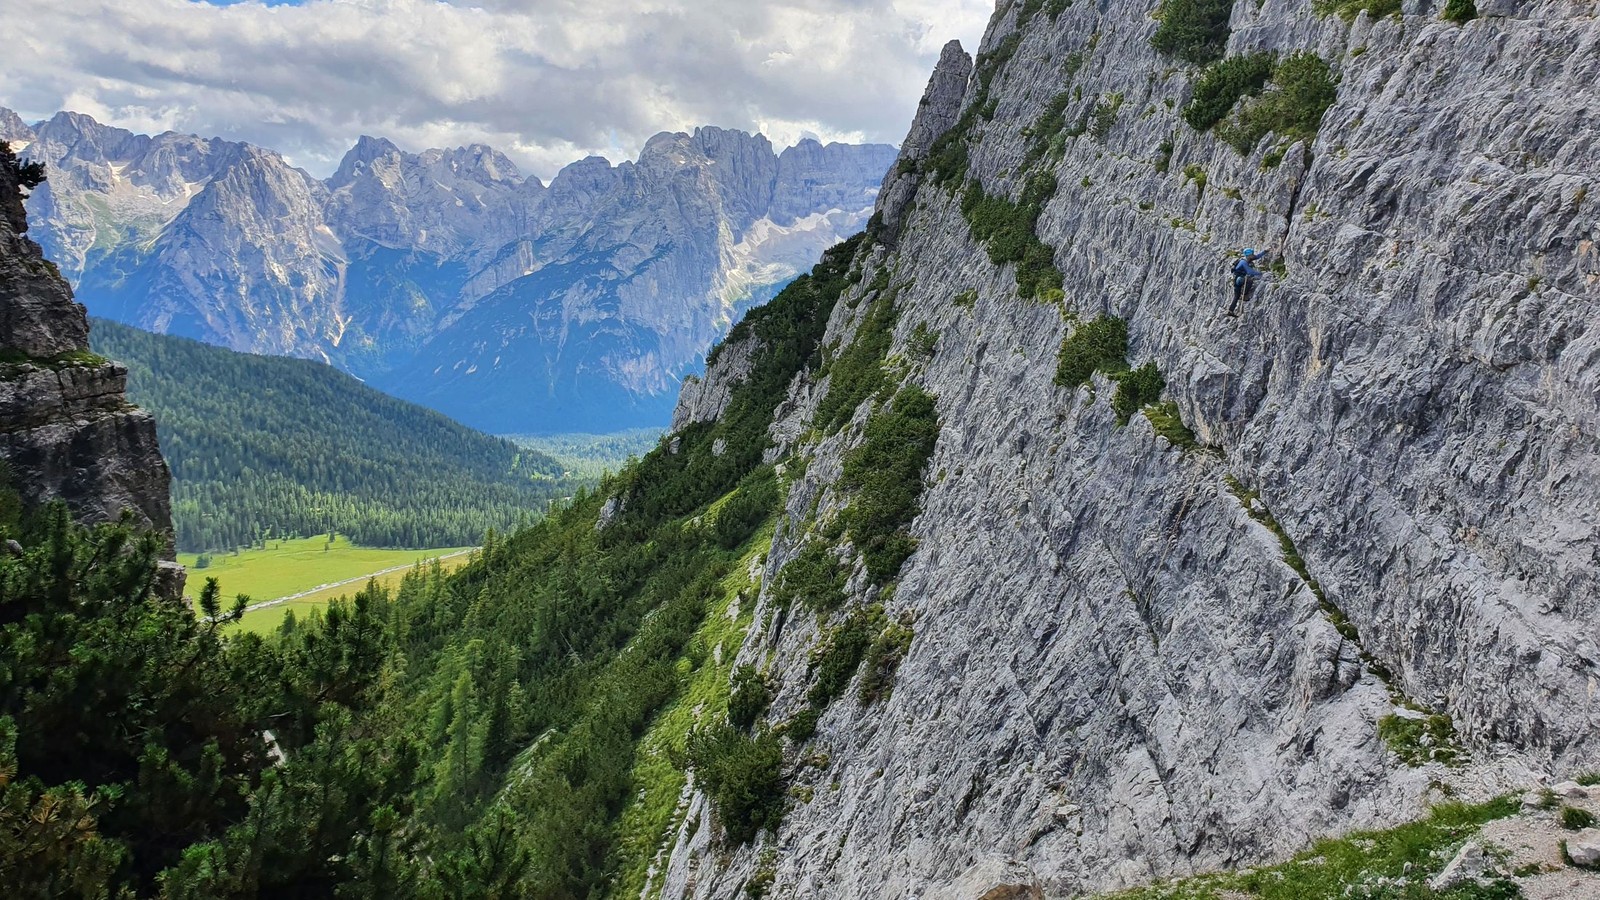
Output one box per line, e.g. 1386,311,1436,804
14,109,899,432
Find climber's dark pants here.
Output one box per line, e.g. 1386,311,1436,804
1228,276,1255,314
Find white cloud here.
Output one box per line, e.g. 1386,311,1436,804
2,0,994,180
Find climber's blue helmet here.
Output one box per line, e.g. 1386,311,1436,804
1242,247,1257,258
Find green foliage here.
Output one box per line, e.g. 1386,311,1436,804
1155,139,1175,174
1313,0,1402,21
715,467,780,550
1023,92,1075,168
1112,362,1165,425
807,605,886,709
1144,402,1201,451
1150,0,1235,66
1110,796,1521,899
1561,805,1596,831
1442,0,1477,21
1090,94,1122,142
813,272,899,435
685,725,785,844
728,665,774,732
1217,53,1339,153
1054,315,1129,389
960,175,1064,300
908,322,940,360
770,539,849,614
1378,712,1461,766
1184,52,1277,131
89,319,572,552
783,707,820,744
952,289,978,309
839,386,941,585
0,504,412,897
858,619,914,705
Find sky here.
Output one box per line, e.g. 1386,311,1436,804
2,0,994,181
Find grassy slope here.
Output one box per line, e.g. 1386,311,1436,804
612,520,771,899
1106,797,1522,899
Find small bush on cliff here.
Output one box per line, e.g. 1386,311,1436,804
1443,0,1477,21
1314,0,1402,21
807,604,886,709
686,724,786,844
1055,315,1129,389
1562,805,1597,831
858,618,915,705
1151,0,1235,66
1184,52,1277,131
1217,52,1339,153
1111,362,1165,425
839,385,941,585
728,665,774,732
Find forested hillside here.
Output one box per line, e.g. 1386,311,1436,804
0,233,863,899
90,320,573,551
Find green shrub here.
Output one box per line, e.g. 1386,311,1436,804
960,175,1063,300
770,539,848,613
1150,0,1235,66
728,665,774,732
1219,52,1338,152
1378,712,1461,766
1054,315,1129,389
908,322,939,360
1111,362,1164,425
814,287,899,434
1313,0,1402,21
1562,805,1597,831
783,707,820,743
686,724,787,844
839,386,941,585
859,620,915,704
1442,0,1477,21
1184,52,1276,131
714,467,779,549
1154,139,1174,174
1144,402,1200,450
1090,95,1121,142
807,605,886,709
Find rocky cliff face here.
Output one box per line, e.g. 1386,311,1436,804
650,0,1599,896
0,111,898,433
0,141,176,558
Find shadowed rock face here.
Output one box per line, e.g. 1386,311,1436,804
652,1,1599,897
1,112,899,433
0,143,175,556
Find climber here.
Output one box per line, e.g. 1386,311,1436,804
1226,247,1268,316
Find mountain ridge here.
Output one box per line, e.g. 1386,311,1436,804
0,109,898,433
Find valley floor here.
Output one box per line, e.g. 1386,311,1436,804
177,535,474,634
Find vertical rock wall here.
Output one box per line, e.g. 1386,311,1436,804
658,0,1599,896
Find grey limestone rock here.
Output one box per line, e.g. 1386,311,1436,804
875,39,973,244
0,146,176,559
655,0,1600,896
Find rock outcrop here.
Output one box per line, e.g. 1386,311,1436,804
652,0,1600,897
0,141,176,556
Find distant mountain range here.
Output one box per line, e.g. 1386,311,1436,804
1,108,896,432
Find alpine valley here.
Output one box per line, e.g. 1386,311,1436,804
0,108,897,433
